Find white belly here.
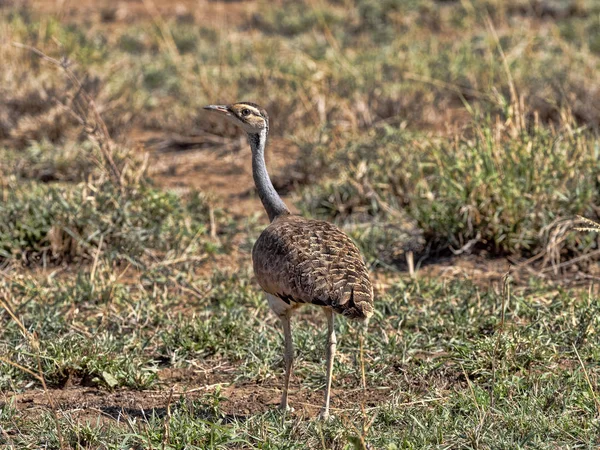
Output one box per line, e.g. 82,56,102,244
266,293,300,317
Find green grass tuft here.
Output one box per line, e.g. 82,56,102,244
0,180,216,264
301,116,600,257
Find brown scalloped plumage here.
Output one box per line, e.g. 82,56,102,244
252,214,374,320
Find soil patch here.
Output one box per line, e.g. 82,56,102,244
5,366,396,424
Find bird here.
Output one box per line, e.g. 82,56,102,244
204,102,374,419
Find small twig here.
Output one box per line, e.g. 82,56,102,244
166,383,229,395
491,270,511,410
341,402,377,450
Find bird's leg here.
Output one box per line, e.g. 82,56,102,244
280,312,294,412
406,250,415,278
320,308,337,420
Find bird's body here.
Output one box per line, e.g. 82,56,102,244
253,214,373,320
204,101,374,418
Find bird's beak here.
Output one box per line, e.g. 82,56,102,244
203,104,230,116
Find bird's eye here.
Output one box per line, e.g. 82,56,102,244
241,109,251,116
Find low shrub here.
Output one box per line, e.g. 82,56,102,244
0,180,216,265
301,116,600,257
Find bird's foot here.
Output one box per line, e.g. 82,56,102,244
318,409,334,421
279,402,294,414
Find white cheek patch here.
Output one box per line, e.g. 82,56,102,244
249,117,266,127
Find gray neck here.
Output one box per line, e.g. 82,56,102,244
249,128,290,222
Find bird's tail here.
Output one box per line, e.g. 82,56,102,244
335,287,374,321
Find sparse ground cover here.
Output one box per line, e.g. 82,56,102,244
3,268,600,448
1,0,600,448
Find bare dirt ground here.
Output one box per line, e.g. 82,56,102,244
145,131,300,218
6,367,393,424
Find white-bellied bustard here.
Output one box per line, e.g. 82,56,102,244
204,102,374,419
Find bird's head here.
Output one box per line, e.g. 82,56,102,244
204,102,269,134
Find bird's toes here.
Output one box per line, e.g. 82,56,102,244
279,403,295,414
318,409,334,421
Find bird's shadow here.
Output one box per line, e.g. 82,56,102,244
99,404,248,424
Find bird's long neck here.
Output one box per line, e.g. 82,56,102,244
249,128,290,222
